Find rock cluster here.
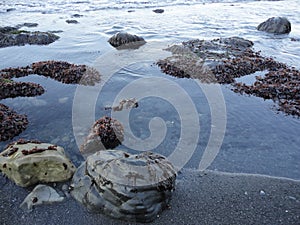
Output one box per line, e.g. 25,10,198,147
257,17,291,34
80,116,124,157
0,139,76,187
108,32,146,49
0,104,28,142
157,37,300,116
71,150,176,223
0,61,101,141
0,26,59,48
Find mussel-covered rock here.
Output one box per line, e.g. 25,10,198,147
71,150,176,223
257,17,291,34
0,104,28,142
0,61,100,85
80,116,124,157
108,32,146,49
0,140,76,187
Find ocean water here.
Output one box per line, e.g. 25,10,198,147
0,0,300,179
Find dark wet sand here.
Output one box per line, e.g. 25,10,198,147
1,169,300,225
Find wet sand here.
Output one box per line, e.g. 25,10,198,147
1,169,299,225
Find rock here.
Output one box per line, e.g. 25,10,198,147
0,61,100,85
257,17,291,34
6,8,16,12
0,78,45,100
66,19,79,24
0,139,76,187
22,23,39,28
0,104,28,142
0,26,59,48
71,150,176,223
108,32,146,49
72,14,83,18
80,116,124,157
153,9,164,14
20,184,64,212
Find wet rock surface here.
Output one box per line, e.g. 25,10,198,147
157,37,300,116
80,116,124,157
71,150,176,223
0,140,76,187
108,32,146,49
257,17,291,34
0,26,59,48
0,104,28,142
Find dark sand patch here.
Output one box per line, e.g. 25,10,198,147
1,169,299,225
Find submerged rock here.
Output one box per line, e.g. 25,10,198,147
71,150,176,222
108,32,146,49
257,17,291,34
20,184,64,212
0,140,76,187
80,116,124,157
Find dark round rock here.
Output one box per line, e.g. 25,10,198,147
257,17,291,34
108,32,146,49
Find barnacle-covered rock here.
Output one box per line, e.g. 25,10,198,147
108,32,146,49
71,150,176,223
80,116,124,157
0,139,76,187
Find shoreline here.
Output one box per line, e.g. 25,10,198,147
1,169,299,225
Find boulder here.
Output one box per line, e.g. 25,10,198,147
108,32,146,49
80,116,124,157
257,17,291,34
71,150,176,222
0,139,76,187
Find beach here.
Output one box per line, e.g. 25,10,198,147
1,0,300,224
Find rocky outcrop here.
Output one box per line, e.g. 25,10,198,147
80,116,124,157
71,150,176,222
0,77,44,99
257,17,291,34
0,140,76,187
0,26,59,48
0,61,101,85
157,36,300,116
108,32,146,49
0,104,28,142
